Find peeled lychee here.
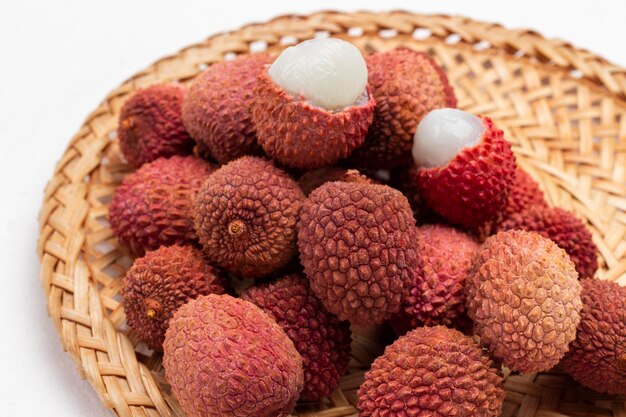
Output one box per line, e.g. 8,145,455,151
561,279,626,395
163,294,304,417
182,54,273,163
350,48,457,169
252,38,375,169
109,156,216,255
193,156,305,278
466,230,582,373
358,326,504,417
122,245,226,350
390,224,479,335
411,112,516,229
297,181,418,324
241,273,351,401
118,84,194,167
499,206,598,278
298,167,374,195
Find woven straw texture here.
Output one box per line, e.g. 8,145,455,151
38,11,626,417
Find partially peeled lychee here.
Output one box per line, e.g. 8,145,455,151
410,109,516,229
252,38,375,169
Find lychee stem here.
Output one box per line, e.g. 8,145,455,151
144,298,162,319
228,219,247,237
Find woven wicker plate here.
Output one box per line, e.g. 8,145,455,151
38,11,626,417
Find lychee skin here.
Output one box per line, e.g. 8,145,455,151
298,167,374,196
466,230,582,373
163,294,304,417
298,182,419,324
122,245,226,350
561,279,626,395
118,84,194,168
476,167,548,241
193,156,305,279
241,273,351,401
412,116,516,229
109,156,216,255
350,48,457,169
182,54,273,163
252,69,375,169
358,326,504,417
390,224,479,335
498,206,598,279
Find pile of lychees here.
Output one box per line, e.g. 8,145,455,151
109,38,623,417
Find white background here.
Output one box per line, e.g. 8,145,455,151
0,1,624,416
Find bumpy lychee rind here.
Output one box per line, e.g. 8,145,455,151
252,70,375,169
109,156,216,255
241,273,351,401
350,48,457,169
298,182,419,324
163,294,304,417
358,326,504,417
499,206,598,279
298,167,374,196
182,54,273,163
118,84,194,167
561,279,626,395
466,230,582,373
477,168,548,240
194,156,305,278
412,116,516,229
390,224,479,335
122,245,226,350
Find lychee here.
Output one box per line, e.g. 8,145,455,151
109,156,216,255
241,273,351,401
358,326,504,417
118,84,194,167
163,294,304,417
193,156,305,278
122,245,226,350
390,224,479,335
466,230,582,373
410,110,517,229
182,54,273,163
297,181,418,324
561,278,626,395
252,38,375,169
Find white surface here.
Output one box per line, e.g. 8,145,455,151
0,1,624,416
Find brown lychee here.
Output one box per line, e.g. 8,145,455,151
122,245,226,350
118,84,194,167
390,224,479,335
466,230,582,373
163,294,304,417
193,156,305,278
109,156,216,255
561,278,626,395
298,167,374,195
358,326,504,417
297,181,419,324
182,54,273,163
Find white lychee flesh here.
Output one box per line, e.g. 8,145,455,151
412,108,484,168
268,38,367,111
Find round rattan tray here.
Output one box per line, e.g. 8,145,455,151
38,11,626,417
